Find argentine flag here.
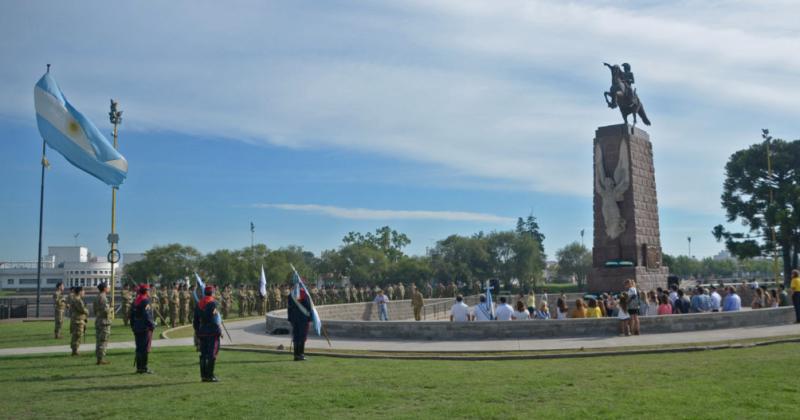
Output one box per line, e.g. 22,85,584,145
290,264,322,336
34,70,128,187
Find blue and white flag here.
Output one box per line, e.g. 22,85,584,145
192,272,206,303
34,70,128,187
290,264,322,336
484,282,495,320
259,265,267,297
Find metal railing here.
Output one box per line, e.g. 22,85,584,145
421,295,480,320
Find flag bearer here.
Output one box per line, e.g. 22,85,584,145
287,287,312,361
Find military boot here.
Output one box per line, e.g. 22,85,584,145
206,358,219,382
138,353,153,374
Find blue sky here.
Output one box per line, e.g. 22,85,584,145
1,1,799,261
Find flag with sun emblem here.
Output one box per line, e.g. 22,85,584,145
34,70,128,187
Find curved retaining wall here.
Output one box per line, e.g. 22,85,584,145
291,298,453,321
266,306,796,341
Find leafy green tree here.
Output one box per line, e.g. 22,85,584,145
511,233,546,290
555,242,591,286
516,213,546,255
123,243,201,285
712,130,800,284
386,256,432,288
429,234,491,285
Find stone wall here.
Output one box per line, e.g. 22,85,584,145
266,306,795,341
274,298,453,322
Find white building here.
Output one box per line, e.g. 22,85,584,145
0,246,122,291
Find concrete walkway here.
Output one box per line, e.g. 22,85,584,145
2,318,798,357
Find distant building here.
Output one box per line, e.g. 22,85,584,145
0,246,125,291
713,250,734,261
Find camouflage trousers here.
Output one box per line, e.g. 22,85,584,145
179,306,187,325
121,305,131,326
95,322,111,361
170,308,178,327
54,310,64,337
70,320,85,352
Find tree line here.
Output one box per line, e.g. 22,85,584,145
123,216,548,291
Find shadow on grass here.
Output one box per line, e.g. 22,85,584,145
0,372,134,383
58,381,198,393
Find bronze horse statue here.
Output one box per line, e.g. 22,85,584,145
603,63,650,127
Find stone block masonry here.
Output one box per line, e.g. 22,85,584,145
590,124,668,293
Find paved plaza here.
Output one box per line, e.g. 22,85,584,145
2,318,798,357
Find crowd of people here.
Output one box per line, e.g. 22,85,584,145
448,274,800,336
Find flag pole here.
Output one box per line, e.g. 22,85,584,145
34,137,47,318
34,63,52,319
108,99,123,317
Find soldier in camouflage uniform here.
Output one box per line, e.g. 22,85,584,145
411,285,424,321
386,284,395,301
398,283,405,301
179,283,191,325
247,287,256,316
120,285,133,327
281,285,290,309
53,282,67,339
69,286,89,356
93,283,112,365
169,283,180,328
237,285,246,317
220,285,231,319
446,282,457,298
156,285,169,325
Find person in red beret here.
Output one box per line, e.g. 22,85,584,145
130,284,155,374
193,284,222,382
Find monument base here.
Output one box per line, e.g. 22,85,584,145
588,266,668,294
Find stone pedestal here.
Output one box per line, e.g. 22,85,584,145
588,124,668,293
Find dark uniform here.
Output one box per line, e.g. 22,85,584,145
193,285,222,382
130,284,156,374
287,289,312,361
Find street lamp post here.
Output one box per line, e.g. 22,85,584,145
687,236,692,258
108,99,123,316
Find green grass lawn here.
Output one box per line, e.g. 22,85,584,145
1,344,799,419
0,318,167,349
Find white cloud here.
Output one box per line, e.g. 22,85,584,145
1,0,799,216
253,203,515,223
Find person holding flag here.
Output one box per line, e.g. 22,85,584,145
193,284,222,382
258,266,268,315
287,266,322,361
472,282,496,321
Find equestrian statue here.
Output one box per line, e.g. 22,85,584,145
603,62,650,127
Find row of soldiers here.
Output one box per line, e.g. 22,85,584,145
52,282,113,364
120,283,196,328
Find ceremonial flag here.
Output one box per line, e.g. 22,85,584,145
485,282,495,320
259,265,267,297
34,70,128,187
290,264,322,336
192,272,206,303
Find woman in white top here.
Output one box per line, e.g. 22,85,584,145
511,301,530,320
555,296,568,320
643,290,659,317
